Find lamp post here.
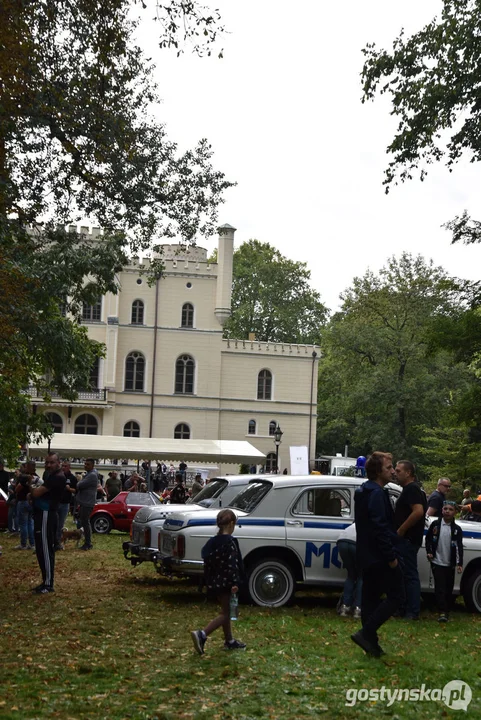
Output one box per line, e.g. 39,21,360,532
274,424,283,474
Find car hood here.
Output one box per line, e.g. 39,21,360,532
134,503,204,524
163,508,247,530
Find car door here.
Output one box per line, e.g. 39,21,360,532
285,485,354,585
116,492,151,531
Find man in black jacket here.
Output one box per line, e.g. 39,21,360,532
352,452,404,657
426,502,463,622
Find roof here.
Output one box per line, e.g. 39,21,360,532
27,435,266,464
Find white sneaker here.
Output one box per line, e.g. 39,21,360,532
353,607,362,619
339,604,352,617
13,544,28,550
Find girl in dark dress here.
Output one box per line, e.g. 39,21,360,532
191,509,246,654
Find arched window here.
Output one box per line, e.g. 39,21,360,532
131,300,144,325
45,412,63,434
82,298,102,322
174,423,190,439
265,452,277,473
248,420,256,435
181,303,194,328
125,352,145,392
123,421,140,438
269,420,277,436
175,355,195,394
74,413,98,435
257,369,272,400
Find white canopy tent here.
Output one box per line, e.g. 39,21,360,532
28,434,266,465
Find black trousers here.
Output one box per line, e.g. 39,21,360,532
361,561,405,641
33,509,57,589
431,564,455,614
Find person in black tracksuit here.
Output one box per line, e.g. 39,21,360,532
31,453,66,594
190,509,246,655
426,502,463,622
352,451,405,658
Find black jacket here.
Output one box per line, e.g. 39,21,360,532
426,519,463,567
354,480,399,569
202,534,244,592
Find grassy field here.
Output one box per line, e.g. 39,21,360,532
1,527,480,720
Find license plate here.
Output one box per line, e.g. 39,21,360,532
162,534,174,555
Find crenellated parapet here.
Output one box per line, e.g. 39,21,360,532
223,338,320,355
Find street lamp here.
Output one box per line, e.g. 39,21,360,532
274,424,283,474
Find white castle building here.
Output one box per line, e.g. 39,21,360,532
33,225,320,472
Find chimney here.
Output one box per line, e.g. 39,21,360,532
215,223,236,326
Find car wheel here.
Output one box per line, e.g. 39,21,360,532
463,568,481,613
91,514,113,534
246,557,295,608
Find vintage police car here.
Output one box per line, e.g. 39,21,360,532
123,475,257,567
156,476,481,611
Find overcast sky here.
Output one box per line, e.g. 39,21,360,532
140,0,480,311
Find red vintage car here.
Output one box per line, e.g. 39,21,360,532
90,491,162,534
0,489,8,529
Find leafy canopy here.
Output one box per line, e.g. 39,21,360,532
0,0,229,462
224,240,327,344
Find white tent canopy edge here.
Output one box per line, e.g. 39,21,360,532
27,434,266,465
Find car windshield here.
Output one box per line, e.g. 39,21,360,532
229,481,272,513
126,492,161,506
186,478,228,506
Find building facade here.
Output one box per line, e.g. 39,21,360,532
34,225,319,472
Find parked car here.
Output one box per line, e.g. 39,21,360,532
156,476,481,612
89,491,162,534
0,489,8,529
123,475,258,566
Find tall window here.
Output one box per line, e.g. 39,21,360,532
74,414,98,434
125,352,145,392
265,452,277,473
257,369,272,400
82,298,102,322
124,421,140,438
181,303,194,328
89,357,100,389
174,423,190,439
269,420,277,436
45,412,63,433
175,355,194,394
131,300,144,325
248,420,256,435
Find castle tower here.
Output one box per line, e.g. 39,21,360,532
215,223,236,326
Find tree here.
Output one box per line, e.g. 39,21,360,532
224,240,328,344
316,253,475,463
414,425,481,491
0,0,230,462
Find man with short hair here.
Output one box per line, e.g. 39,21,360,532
464,499,481,522
460,489,474,518
427,478,452,518
191,473,204,499
352,451,404,657
76,458,98,550
105,471,122,501
31,453,66,593
394,460,427,620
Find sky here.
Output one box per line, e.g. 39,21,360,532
139,0,480,311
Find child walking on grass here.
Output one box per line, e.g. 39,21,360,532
191,509,246,654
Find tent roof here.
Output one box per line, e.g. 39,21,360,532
28,434,266,465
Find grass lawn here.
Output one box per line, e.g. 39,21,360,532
1,528,480,720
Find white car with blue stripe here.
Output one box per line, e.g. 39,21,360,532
157,476,481,610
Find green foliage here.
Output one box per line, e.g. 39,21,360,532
415,425,481,492
316,253,475,463
224,240,328,344
0,0,230,462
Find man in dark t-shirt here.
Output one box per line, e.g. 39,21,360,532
394,460,428,620
31,452,66,593
427,478,452,517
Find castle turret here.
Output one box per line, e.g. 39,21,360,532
215,223,236,326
